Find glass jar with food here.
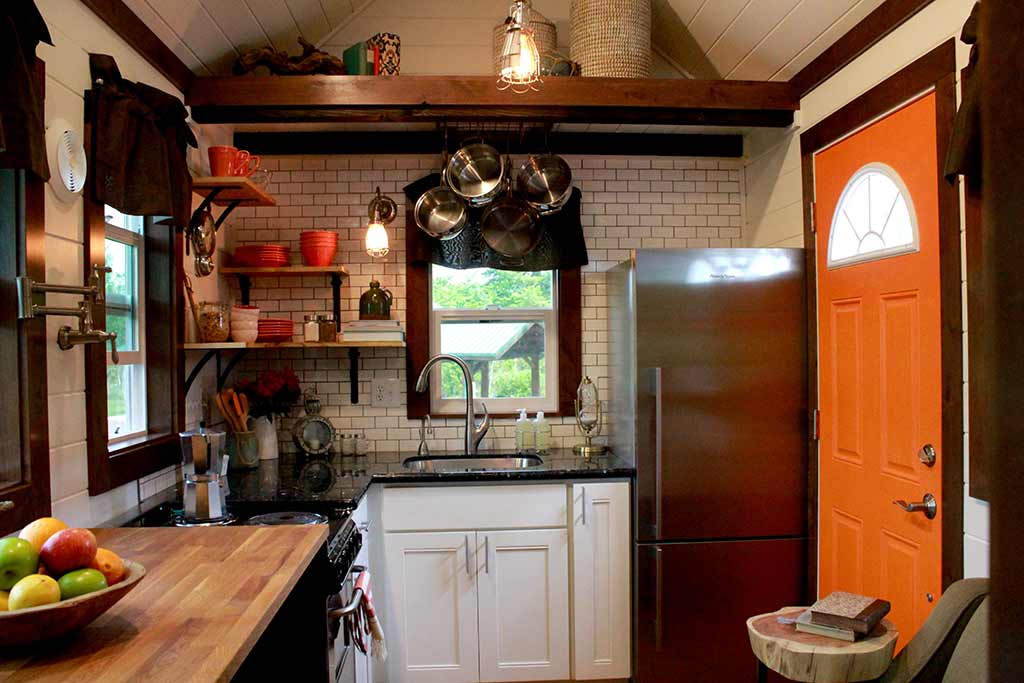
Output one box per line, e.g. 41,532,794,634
303,314,320,343
198,302,230,342
318,313,337,342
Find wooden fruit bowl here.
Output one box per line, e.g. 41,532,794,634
0,560,146,646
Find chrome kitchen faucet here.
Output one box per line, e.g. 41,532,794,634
415,354,490,456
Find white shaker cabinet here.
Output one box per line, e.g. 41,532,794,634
476,529,571,682
572,482,632,679
383,532,480,683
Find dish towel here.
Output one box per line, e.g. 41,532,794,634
356,570,388,662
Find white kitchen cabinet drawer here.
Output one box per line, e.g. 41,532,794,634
382,484,568,531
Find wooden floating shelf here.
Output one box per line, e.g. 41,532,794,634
192,177,276,207
184,341,405,350
220,264,350,277
186,75,799,128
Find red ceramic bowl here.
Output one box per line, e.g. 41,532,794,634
301,244,338,267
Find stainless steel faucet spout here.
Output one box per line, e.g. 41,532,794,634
415,354,490,455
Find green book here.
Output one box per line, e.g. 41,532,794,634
343,41,369,75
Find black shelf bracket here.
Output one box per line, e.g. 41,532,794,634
188,188,245,236
331,273,343,331
348,348,361,404
184,347,249,396
238,275,252,305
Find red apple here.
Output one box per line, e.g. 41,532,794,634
40,528,97,575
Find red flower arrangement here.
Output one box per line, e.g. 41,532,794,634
235,369,301,418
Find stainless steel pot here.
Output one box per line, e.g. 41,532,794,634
414,185,467,240
444,143,507,206
480,196,542,260
188,208,217,277
515,154,573,215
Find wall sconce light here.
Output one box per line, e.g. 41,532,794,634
497,0,542,93
366,186,396,258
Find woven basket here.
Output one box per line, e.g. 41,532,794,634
570,0,651,78
492,10,558,75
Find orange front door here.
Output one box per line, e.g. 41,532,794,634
815,92,943,640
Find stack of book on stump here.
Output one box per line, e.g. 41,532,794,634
342,320,404,343
795,592,891,641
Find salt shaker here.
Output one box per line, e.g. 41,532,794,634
303,314,319,343
354,433,369,456
340,432,356,456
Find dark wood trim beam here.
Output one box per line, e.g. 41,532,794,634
188,75,798,127
789,0,936,98
799,40,955,155
233,131,744,158
983,1,1024,677
79,0,195,93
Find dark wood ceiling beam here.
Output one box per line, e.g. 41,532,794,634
186,75,798,127
79,0,195,93
789,0,936,98
233,131,744,158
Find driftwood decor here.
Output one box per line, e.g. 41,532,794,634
233,37,346,76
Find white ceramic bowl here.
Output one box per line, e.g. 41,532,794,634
231,329,259,343
230,320,259,330
231,306,260,318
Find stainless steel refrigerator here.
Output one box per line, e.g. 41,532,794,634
609,249,808,682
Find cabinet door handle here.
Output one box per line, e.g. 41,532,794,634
484,535,490,574
465,534,471,575
655,547,664,652
581,486,587,526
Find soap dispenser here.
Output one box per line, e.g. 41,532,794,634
515,409,535,454
533,411,551,454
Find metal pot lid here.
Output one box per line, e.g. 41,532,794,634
414,185,467,240
481,197,542,258
292,415,334,456
246,511,328,526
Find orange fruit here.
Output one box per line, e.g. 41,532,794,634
89,548,125,585
18,517,68,553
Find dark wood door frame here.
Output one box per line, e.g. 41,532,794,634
798,40,964,598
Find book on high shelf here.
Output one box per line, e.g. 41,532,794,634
810,591,891,635
794,610,856,641
343,331,405,342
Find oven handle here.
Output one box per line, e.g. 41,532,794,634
328,565,367,620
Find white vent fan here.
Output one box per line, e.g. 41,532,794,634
46,118,87,203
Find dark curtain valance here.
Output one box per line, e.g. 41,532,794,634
944,2,981,184
0,0,51,180
403,173,589,272
88,54,197,227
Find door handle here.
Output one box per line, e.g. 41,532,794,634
655,547,663,653
653,367,663,536
893,493,937,519
465,534,471,575
484,535,490,574
0,501,13,513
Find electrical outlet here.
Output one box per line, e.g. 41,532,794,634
371,378,401,407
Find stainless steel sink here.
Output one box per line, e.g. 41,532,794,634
402,454,543,473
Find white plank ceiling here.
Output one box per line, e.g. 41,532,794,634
121,0,888,80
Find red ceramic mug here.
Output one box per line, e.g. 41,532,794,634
232,150,261,177
208,145,237,176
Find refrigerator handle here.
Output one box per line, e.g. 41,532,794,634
655,546,664,653
653,367,663,536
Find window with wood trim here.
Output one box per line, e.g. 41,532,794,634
84,197,183,495
405,206,582,419
430,267,558,414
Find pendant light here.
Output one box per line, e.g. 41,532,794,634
497,0,542,93
365,187,396,258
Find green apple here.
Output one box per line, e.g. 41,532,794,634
57,568,108,600
0,537,39,590
8,574,59,610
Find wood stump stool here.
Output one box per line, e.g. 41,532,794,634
747,607,899,682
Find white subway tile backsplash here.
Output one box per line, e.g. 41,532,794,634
228,154,746,454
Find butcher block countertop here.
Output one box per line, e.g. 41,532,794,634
0,525,328,682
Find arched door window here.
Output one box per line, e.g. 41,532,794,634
827,163,919,268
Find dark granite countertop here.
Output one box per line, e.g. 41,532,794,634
225,448,634,508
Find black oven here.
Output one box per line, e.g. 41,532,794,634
326,518,365,683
